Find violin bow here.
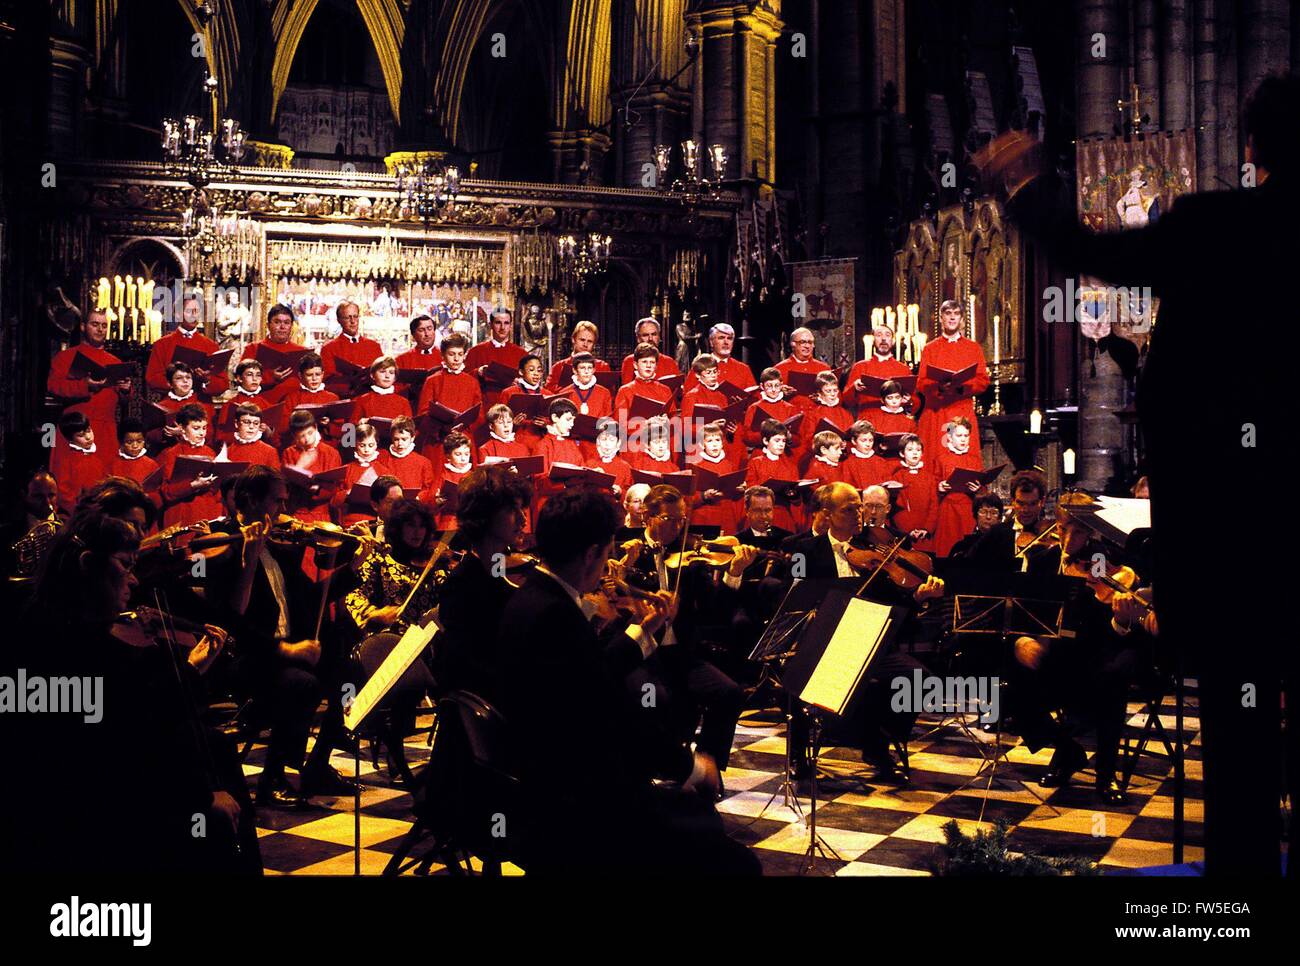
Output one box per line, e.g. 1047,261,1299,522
395,530,454,623
854,530,909,597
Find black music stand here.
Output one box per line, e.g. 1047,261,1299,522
933,563,1073,821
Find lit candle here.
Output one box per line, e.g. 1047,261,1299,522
96,277,111,310
896,304,906,336
1062,448,1076,476
914,331,927,361
1029,409,1043,434
907,303,919,337
105,307,117,341
885,306,895,330
862,334,871,360
993,313,1000,365
113,275,125,309
968,294,976,340
870,308,884,330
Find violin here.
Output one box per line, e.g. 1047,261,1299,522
1061,543,1153,615
662,534,789,570
843,526,935,591
1013,519,1060,557
112,605,233,656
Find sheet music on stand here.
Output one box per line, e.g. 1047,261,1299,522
747,578,864,664
343,614,441,733
781,590,900,719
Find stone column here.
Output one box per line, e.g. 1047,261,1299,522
1239,0,1291,104
1162,0,1191,131
1193,0,1218,191
1216,0,1239,191
1134,0,1160,128
1075,0,1126,493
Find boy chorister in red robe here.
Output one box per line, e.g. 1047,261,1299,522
394,313,443,403
614,344,677,419
619,317,681,384
497,355,549,454
804,430,847,491
281,410,343,524
586,419,634,499
534,397,585,517
158,403,223,528
223,402,282,469
625,419,681,474
416,333,483,460
108,418,161,511
53,411,107,517
795,371,854,470
145,299,229,397
268,351,338,410
744,418,804,533
332,421,389,528
840,420,893,491
916,299,989,458
466,308,528,409
683,323,756,394
681,352,747,471
152,362,216,452
48,310,129,455
544,320,612,392
478,404,533,463
688,421,743,532
352,356,413,424
561,351,613,461
842,325,913,415
890,433,938,553
742,367,802,453
871,379,918,437
934,417,986,557
239,303,308,392
433,431,475,531
384,415,438,504
319,300,382,397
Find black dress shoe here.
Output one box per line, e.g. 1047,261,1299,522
257,778,309,810
1038,740,1087,788
300,765,358,797
862,749,899,783
1095,777,1126,805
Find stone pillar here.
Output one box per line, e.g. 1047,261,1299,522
616,86,692,188
1239,0,1291,104
1193,0,1218,191
1134,0,1160,128
1216,0,1239,191
547,130,613,185
1075,0,1126,493
1162,0,1191,131
48,35,90,158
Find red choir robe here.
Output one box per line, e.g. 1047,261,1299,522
281,441,343,523
107,451,161,512
840,447,894,491
916,335,989,457
871,406,917,437
225,437,281,470
48,343,126,453
684,356,756,394
843,356,912,415
619,352,681,385
466,339,528,409
158,442,223,528
561,380,613,460
384,446,438,504
394,346,443,404
890,461,939,552
933,445,985,557
681,384,748,471
146,327,229,397
320,334,383,397
54,445,107,517
774,356,832,410
687,450,742,532
416,368,483,458
534,431,585,517
433,463,474,531
222,388,279,444
585,452,634,496
744,450,804,533
497,382,549,454
625,448,681,474
331,455,390,528
805,456,845,491
741,396,802,452
352,389,412,425
149,393,216,453
614,378,677,419
544,354,612,393
478,434,537,532
239,339,308,391
795,401,853,471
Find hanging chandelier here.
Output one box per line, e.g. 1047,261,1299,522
653,139,727,207
394,156,461,220
558,232,612,288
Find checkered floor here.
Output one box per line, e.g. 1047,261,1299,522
247,686,1205,876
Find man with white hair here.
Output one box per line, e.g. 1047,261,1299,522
619,316,681,383
843,325,912,416
684,322,755,392
320,299,382,396
773,326,831,404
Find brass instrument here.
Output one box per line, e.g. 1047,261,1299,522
9,503,62,579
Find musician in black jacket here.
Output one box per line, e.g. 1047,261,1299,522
495,486,759,874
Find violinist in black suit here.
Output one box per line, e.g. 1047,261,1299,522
960,471,1053,571
979,74,1298,873
495,486,759,875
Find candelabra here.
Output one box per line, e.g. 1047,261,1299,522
558,232,612,288
653,139,727,208
394,156,461,220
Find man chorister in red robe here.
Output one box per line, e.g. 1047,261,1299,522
774,326,832,407
916,298,989,458
561,351,613,461
352,356,413,424
48,308,130,455
158,403,223,527
145,296,229,398
332,421,389,528
108,418,161,511
319,300,382,398
239,303,308,392
394,313,444,404
497,355,549,454
433,431,475,531
890,433,938,553
223,403,281,469
466,308,528,409
543,320,612,392
843,324,912,416
742,367,802,453
281,410,343,523
933,416,986,557
614,344,677,419
839,420,894,491
383,416,438,503
52,410,107,517
683,322,756,393
417,332,483,460
688,421,743,532
619,316,681,384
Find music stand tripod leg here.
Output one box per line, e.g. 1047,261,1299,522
799,710,844,875
752,678,805,824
